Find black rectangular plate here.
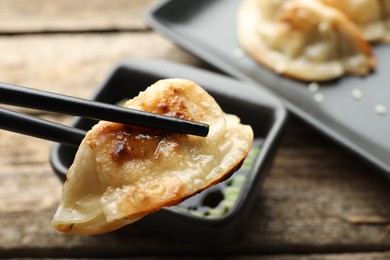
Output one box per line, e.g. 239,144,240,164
146,0,390,176
50,59,287,246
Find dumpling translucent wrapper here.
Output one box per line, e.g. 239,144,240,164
319,0,390,42
237,0,376,81
52,78,254,234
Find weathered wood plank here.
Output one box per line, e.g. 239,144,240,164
0,0,157,33
0,0,390,258
0,33,203,100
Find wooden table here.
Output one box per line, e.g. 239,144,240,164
1,1,389,258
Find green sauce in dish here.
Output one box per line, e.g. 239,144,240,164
171,140,262,219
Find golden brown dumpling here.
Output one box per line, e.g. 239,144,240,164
319,0,390,42
52,79,254,234
237,0,376,81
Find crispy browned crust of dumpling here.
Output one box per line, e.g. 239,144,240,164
237,0,377,81
52,79,254,234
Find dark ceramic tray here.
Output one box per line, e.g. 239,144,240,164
146,0,390,176
50,59,287,246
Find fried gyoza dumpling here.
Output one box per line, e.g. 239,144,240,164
52,79,254,234
237,0,376,81
319,0,390,42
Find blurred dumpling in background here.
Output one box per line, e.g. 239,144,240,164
319,0,390,43
237,0,377,81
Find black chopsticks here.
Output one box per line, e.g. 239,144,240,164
0,82,209,146
0,107,87,147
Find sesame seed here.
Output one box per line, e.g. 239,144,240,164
308,82,320,93
374,105,387,115
314,93,324,103
233,48,245,59
351,88,363,100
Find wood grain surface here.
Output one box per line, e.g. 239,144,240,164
0,0,389,258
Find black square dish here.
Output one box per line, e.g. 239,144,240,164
146,0,390,176
50,59,287,246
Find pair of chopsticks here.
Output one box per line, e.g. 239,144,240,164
0,82,209,147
